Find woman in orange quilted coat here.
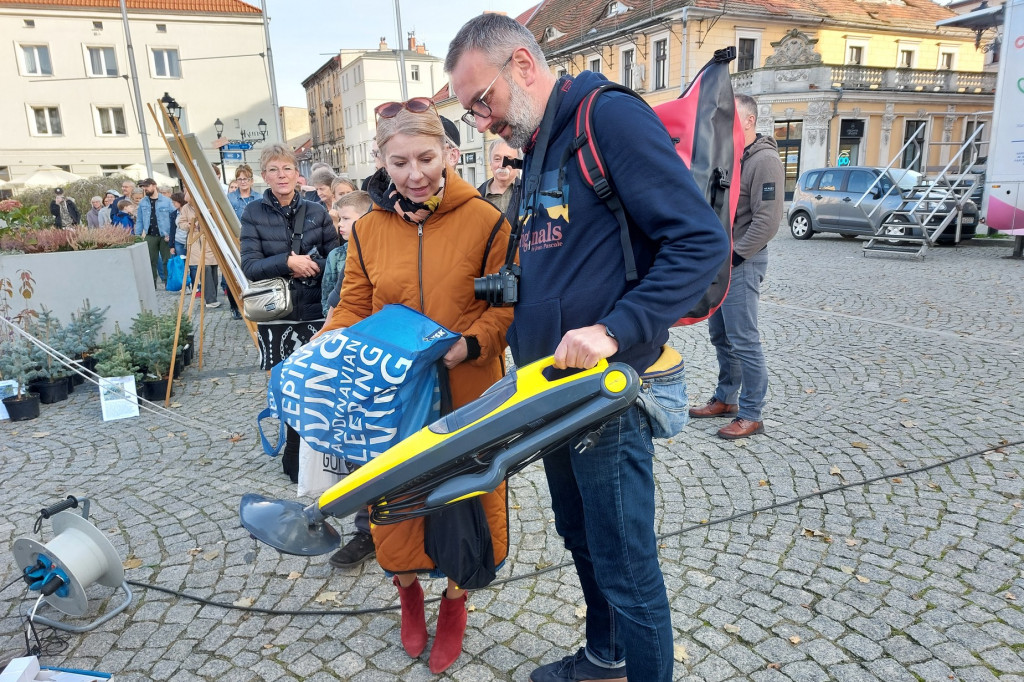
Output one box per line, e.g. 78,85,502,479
321,99,513,674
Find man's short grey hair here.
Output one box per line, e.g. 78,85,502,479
90,195,102,202
445,13,547,73
310,161,332,173
735,94,758,123
310,167,336,187
488,139,518,159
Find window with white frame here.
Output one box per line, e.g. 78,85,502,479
844,36,868,66
100,164,129,175
344,107,351,129
151,48,180,78
356,102,366,124
735,29,762,72
20,44,52,75
938,46,957,70
557,67,567,77
343,72,349,91
94,106,127,136
30,106,62,135
465,122,474,142
590,57,601,74
653,38,668,89
86,46,118,76
409,64,419,81
621,47,634,89
896,41,919,68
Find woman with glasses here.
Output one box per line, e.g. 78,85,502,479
228,164,260,220
240,144,339,481
320,98,513,675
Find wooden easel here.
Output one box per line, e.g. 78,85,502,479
149,101,257,405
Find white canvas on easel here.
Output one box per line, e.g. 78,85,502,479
98,376,139,421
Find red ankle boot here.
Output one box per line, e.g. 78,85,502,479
428,589,468,674
393,576,427,658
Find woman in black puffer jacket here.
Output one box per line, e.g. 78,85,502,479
240,144,338,321
241,143,339,482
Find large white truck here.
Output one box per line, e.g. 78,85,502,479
940,0,1024,255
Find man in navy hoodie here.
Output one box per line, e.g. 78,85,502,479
448,14,728,682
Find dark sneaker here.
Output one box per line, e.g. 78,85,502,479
530,648,627,682
328,533,376,568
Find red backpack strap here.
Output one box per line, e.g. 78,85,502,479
571,83,646,282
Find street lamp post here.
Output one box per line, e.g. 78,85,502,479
214,117,227,185
160,92,182,132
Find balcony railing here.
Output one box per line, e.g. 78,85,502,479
731,64,996,95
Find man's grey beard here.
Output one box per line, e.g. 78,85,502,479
493,75,542,150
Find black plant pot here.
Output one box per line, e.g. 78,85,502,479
63,374,75,394
70,370,84,387
182,344,193,367
32,379,69,405
81,355,98,373
3,394,40,421
142,378,174,401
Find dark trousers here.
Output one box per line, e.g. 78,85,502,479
188,265,219,304
146,234,171,285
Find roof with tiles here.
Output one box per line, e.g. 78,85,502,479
526,0,971,54
0,0,260,13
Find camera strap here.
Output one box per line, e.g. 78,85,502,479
503,77,570,269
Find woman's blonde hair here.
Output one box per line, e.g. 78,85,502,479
375,108,445,156
234,164,254,180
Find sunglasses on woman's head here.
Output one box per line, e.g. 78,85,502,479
374,97,435,120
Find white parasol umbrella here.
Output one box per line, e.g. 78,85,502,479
121,164,178,187
18,165,83,188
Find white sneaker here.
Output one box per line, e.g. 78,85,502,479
205,301,222,308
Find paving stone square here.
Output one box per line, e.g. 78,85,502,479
2,232,1023,680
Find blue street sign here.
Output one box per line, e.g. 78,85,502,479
222,151,243,161
224,142,253,151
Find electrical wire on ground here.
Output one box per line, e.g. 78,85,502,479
121,435,1023,617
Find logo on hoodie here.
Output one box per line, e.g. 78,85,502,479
520,174,568,253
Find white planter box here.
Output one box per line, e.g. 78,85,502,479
0,242,157,337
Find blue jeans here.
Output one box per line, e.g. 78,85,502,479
708,248,769,421
542,404,672,682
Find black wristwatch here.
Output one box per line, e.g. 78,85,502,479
604,325,617,341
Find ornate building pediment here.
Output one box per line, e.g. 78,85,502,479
764,29,823,67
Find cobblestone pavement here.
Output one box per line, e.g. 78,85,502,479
2,233,1023,681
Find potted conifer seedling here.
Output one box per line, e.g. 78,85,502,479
0,338,43,421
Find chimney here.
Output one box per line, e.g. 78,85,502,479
379,36,388,51
417,44,426,54
408,31,417,52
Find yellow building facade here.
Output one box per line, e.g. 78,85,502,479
528,0,994,198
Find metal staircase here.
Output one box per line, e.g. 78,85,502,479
860,123,985,259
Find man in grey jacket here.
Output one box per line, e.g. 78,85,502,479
690,94,784,439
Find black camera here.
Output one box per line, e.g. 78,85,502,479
474,263,520,306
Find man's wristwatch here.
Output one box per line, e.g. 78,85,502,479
604,325,617,341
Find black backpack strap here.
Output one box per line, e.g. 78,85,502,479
349,224,372,288
572,83,649,282
473,196,506,278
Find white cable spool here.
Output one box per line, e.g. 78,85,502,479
12,511,125,616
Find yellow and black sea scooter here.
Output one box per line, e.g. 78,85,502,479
239,355,641,555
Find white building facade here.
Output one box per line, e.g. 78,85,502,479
335,37,445,183
1,0,279,183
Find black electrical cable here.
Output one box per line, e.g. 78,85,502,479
0,575,24,594
124,436,1023,617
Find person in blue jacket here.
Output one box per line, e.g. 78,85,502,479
134,178,175,286
447,14,729,682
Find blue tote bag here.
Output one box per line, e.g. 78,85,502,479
258,304,460,464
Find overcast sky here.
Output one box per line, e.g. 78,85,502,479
263,0,541,108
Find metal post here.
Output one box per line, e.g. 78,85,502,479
1008,235,1024,260
119,0,153,175
260,0,282,140
218,148,227,186
394,0,408,101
